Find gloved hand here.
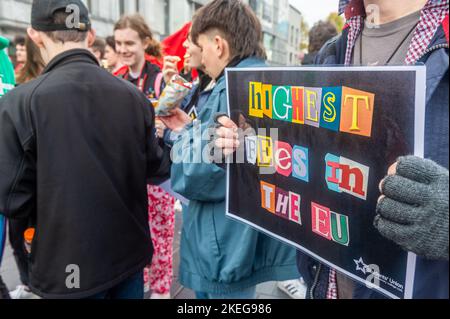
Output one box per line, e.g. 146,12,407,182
374,155,449,260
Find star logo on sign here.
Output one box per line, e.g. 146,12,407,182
354,257,368,274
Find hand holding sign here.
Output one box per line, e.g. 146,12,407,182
214,115,239,157
375,156,449,260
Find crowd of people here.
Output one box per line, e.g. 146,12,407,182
0,0,448,300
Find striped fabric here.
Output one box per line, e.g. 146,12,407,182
344,15,364,65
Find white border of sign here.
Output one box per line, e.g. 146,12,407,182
225,66,426,300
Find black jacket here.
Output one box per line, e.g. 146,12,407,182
0,49,170,298
120,60,162,101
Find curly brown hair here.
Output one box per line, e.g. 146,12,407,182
308,21,338,54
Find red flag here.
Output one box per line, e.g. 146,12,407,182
144,54,163,69
161,22,192,72
161,22,198,79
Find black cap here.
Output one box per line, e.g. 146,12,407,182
31,0,91,31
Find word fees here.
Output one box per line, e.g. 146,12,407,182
245,136,370,200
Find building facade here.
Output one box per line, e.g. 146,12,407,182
287,4,301,65
0,0,300,65
248,0,288,66
0,0,206,40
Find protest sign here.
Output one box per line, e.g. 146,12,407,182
225,66,426,299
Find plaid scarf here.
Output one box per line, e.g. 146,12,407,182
326,268,338,299
340,0,449,65
405,0,449,64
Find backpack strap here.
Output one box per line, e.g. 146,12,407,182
154,72,164,98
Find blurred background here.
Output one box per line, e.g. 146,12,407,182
0,0,343,66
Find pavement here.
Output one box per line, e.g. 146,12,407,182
1,210,293,299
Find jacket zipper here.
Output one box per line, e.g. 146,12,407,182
417,43,449,62
309,263,322,299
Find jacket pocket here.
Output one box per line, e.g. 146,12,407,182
208,202,221,258
180,202,222,280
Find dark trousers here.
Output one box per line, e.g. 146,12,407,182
87,271,144,299
0,275,10,299
8,218,30,286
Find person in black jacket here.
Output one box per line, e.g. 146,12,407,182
0,0,188,299
301,21,337,66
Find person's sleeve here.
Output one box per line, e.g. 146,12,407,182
170,91,227,202
0,94,36,220
140,95,172,185
314,35,339,65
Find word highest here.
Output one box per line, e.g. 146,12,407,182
248,82,375,137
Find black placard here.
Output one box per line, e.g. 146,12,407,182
225,66,426,299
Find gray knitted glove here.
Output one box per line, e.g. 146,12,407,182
374,156,449,260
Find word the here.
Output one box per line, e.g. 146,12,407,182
260,181,302,225
249,82,375,137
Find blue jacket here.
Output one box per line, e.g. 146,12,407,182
298,21,449,299
171,57,300,294
181,79,213,117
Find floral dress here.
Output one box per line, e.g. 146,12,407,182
144,185,175,295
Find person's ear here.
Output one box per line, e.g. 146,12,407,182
143,37,151,51
214,35,229,60
27,27,44,48
87,29,96,47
